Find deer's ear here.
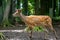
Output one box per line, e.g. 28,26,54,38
18,9,22,12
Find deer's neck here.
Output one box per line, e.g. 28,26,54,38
19,13,26,22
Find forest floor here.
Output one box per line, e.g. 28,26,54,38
0,23,60,40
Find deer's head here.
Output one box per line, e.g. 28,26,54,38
13,9,22,17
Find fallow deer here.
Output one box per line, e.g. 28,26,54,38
13,9,58,40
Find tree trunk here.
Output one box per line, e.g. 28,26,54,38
2,0,11,27
34,0,40,15
40,0,46,15
9,0,16,24
40,0,49,15
22,0,28,15
53,0,56,17
17,0,20,9
0,0,3,24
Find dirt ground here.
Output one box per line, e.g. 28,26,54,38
0,24,60,40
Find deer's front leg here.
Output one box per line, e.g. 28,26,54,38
28,26,33,40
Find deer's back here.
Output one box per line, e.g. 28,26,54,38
25,15,52,27
26,15,51,22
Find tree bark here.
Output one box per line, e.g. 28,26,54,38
22,0,28,15
40,0,49,15
9,0,16,24
2,0,11,27
34,0,40,15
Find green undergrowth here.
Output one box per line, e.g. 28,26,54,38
53,16,60,20
25,26,44,32
33,26,44,32
0,32,6,40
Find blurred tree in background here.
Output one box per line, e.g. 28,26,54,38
22,0,28,15
34,0,40,15
0,0,3,24
1,0,12,27
9,0,16,25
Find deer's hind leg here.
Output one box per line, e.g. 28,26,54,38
48,23,58,39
